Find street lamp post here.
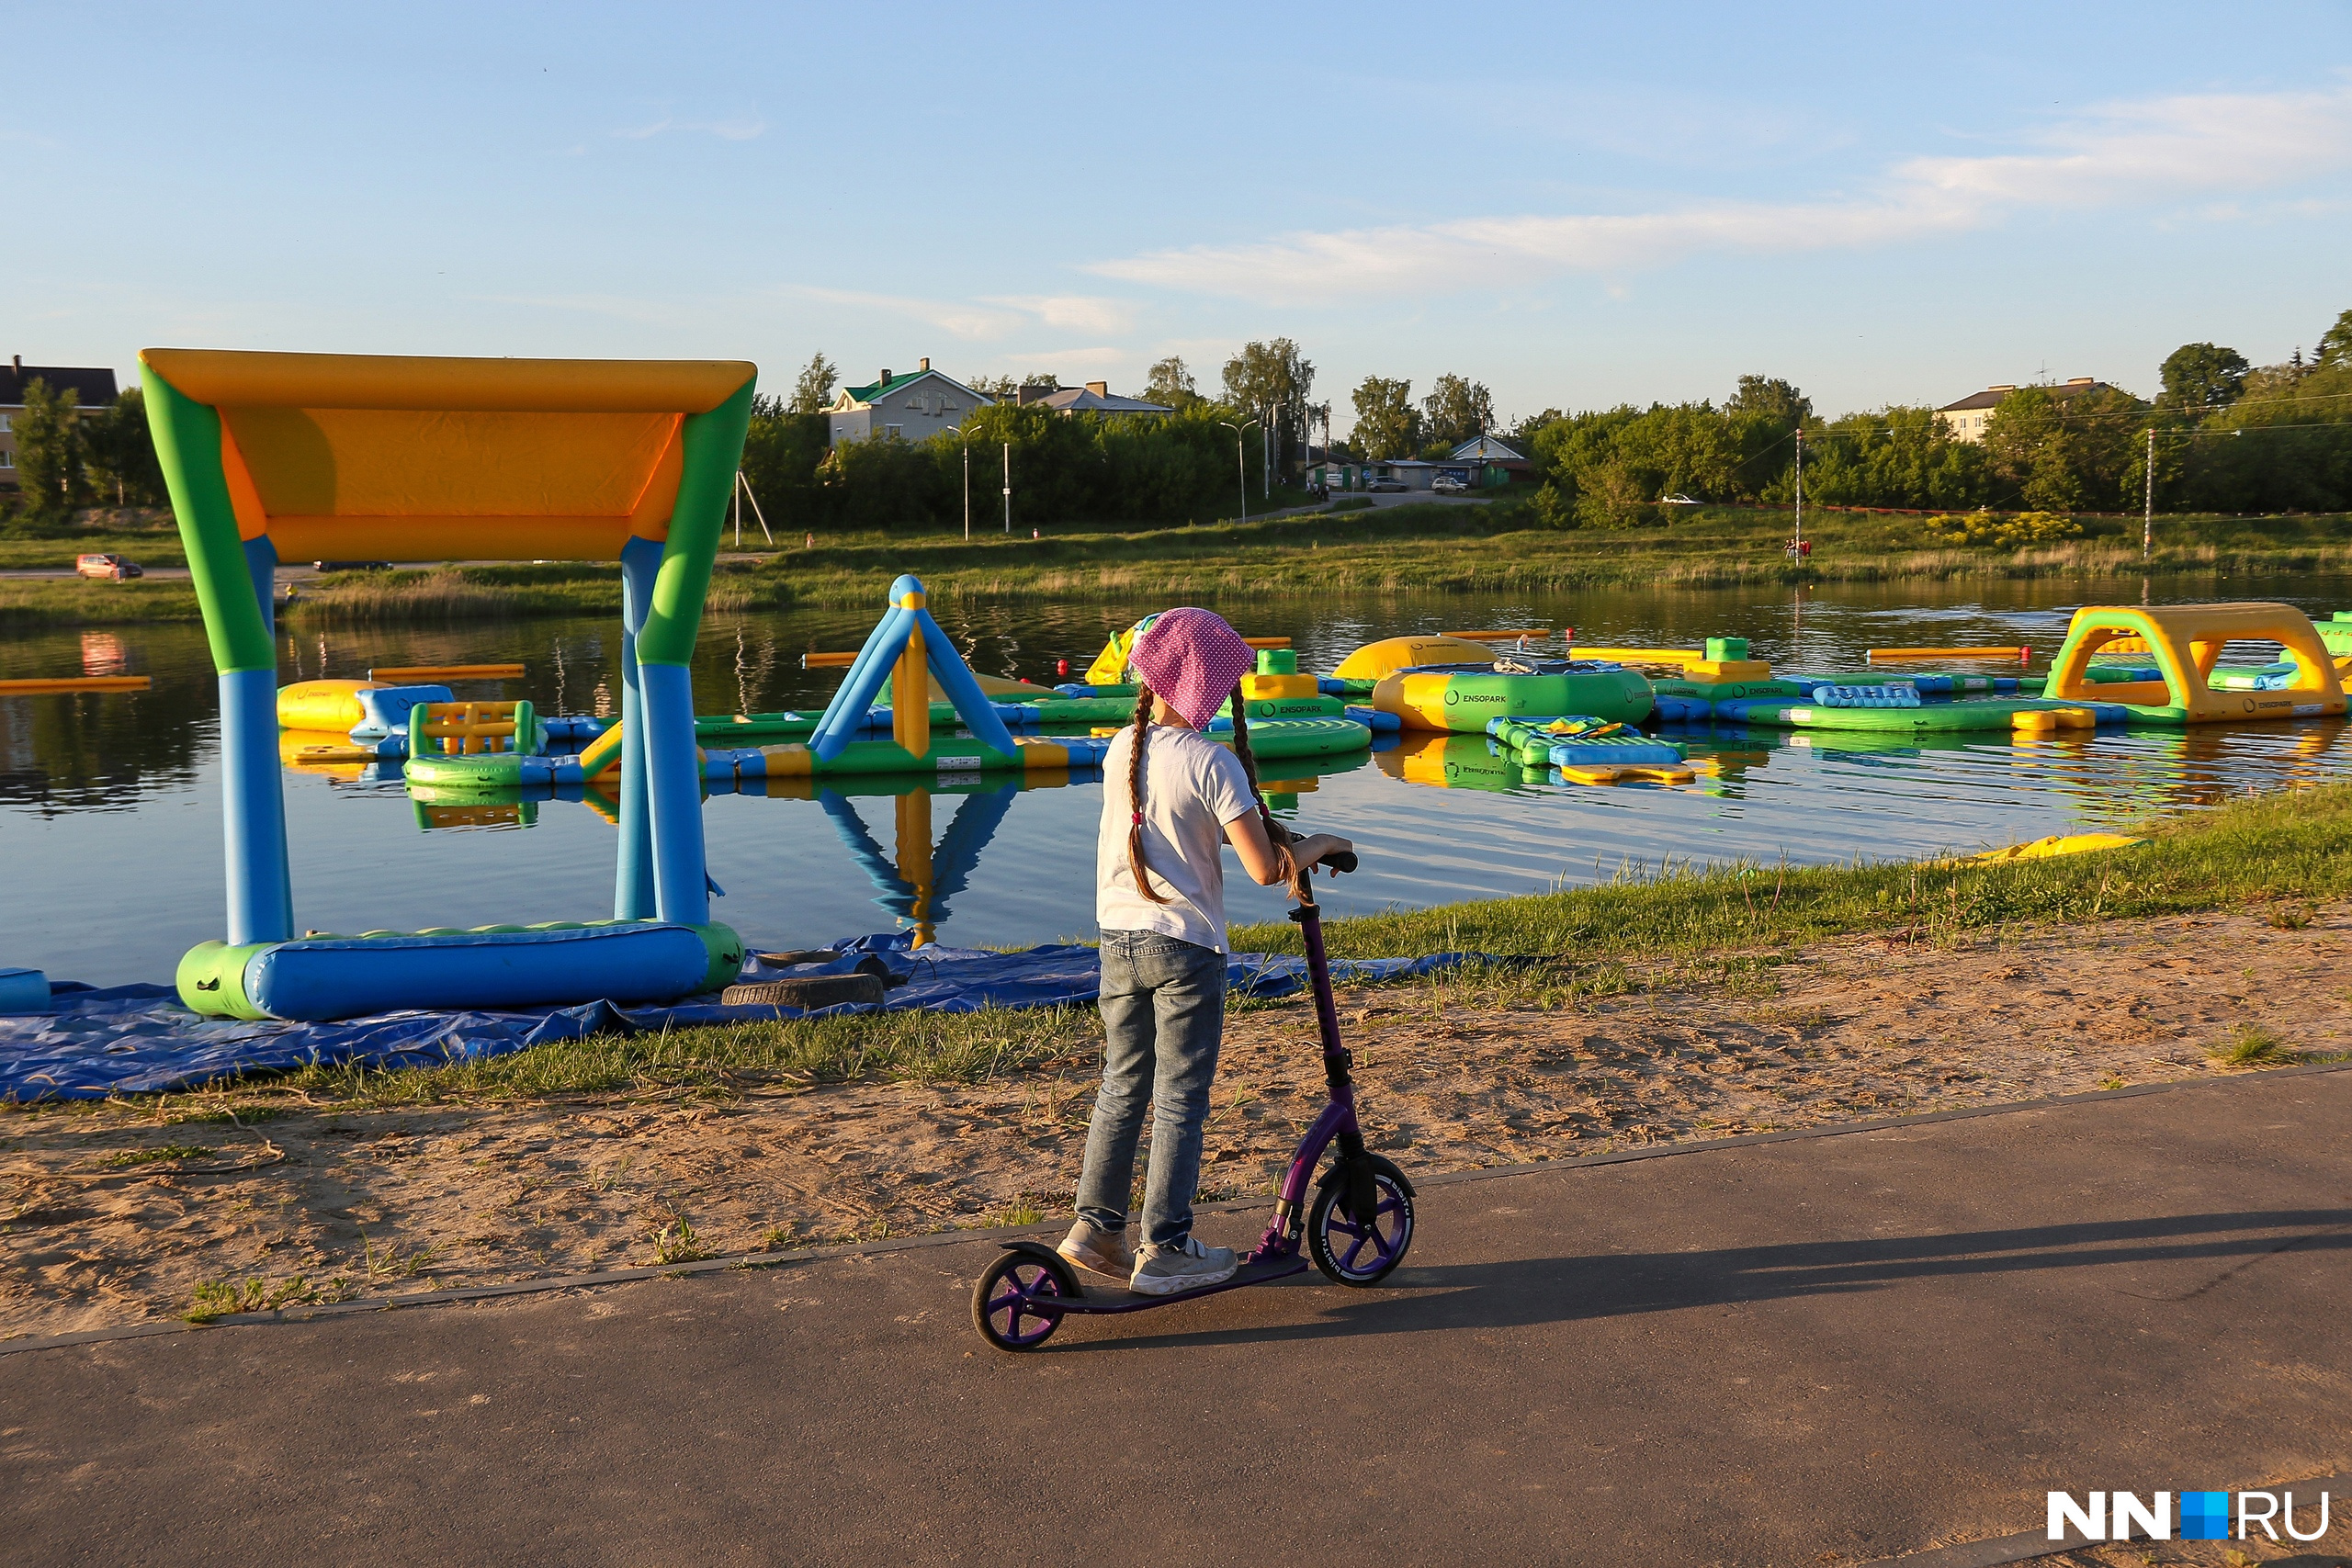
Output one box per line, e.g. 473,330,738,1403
1218,419,1258,523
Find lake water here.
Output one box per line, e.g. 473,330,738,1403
6,575,2349,986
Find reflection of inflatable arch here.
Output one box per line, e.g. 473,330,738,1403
821,784,1017,948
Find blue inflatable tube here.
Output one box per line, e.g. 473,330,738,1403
236,924,727,1021
1652,694,1713,722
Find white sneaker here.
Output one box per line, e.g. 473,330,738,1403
1056,1221,1133,1280
1129,1235,1238,1295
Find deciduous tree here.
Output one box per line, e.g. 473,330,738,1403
1221,339,1315,472
2157,343,2248,412
12,378,86,522
1350,376,1419,460
1143,355,1202,411
789,353,840,415
1420,374,1494,447
81,388,165,507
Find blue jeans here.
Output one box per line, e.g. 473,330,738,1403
1076,931,1229,1249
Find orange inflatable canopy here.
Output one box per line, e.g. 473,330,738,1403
139,349,757,562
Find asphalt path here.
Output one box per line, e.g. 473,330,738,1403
6,1069,2347,1566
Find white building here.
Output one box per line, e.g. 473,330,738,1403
1937,378,2111,444
825,358,994,445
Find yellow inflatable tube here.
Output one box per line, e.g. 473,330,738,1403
277,679,384,731
1332,635,1500,681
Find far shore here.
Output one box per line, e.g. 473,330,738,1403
4,502,2349,629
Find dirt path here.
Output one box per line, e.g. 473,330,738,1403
5,907,2345,1337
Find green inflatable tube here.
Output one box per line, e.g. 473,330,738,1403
1377,664,1655,730
1724,697,2074,732
1225,717,1372,760
404,750,527,790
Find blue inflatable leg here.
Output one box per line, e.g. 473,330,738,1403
810,606,915,761
244,536,278,643
220,667,294,944
639,660,708,925
912,606,1019,756
615,537,662,919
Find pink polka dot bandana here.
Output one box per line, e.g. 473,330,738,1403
1129,606,1254,728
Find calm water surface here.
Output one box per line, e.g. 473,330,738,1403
5,576,2348,985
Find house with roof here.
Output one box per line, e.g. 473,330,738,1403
825,357,993,445
0,355,119,489
1937,378,2112,444
1018,381,1175,418
1445,433,1532,487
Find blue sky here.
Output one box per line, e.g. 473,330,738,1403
7,3,2350,432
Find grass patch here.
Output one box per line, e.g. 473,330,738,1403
1232,783,2352,960
185,1273,343,1323
648,1218,708,1265
2208,1022,2297,1067
121,1003,1105,1117
0,529,186,570
44,784,2347,1119
99,1144,213,1168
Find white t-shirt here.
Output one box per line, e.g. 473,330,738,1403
1096,724,1261,953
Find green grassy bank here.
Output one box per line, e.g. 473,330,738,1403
48,783,2346,1119
6,502,2350,628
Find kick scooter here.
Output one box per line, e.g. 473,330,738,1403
970,848,1415,1351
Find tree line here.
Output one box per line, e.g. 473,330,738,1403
1506,308,2352,527
739,341,1326,532
3,381,166,533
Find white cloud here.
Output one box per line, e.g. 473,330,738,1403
981,295,1136,335
794,286,1023,342
614,114,765,141
990,345,1125,373
794,288,1137,343
1091,81,2352,304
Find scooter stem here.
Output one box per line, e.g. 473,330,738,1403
1293,894,1346,1065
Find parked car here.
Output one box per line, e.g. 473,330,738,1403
1366,479,1408,493
75,553,142,580
1660,492,1701,507
1431,477,1471,495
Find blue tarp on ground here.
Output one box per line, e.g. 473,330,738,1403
0,934,1501,1100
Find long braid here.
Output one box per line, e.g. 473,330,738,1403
1125,684,1170,903
1227,684,1286,851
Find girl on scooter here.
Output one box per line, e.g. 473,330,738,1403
1058,607,1353,1296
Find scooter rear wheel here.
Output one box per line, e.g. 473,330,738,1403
971,1252,1069,1351
1308,1156,1415,1285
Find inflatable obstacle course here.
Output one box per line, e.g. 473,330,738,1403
2040,603,2346,723
147,347,754,1019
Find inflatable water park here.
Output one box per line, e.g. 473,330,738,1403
9,344,2352,1098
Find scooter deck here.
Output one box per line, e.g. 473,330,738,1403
1055,1255,1309,1314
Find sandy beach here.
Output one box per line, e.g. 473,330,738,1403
4,905,2344,1338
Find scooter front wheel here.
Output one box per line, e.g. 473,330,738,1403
1308,1155,1415,1285
971,1251,1070,1351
